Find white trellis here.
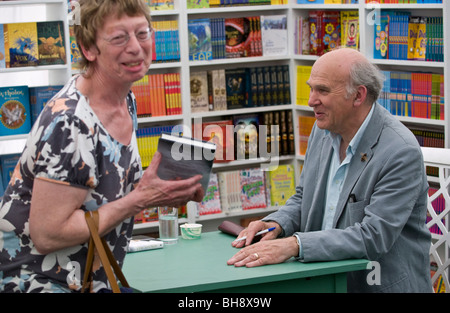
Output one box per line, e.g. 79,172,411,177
422,147,450,293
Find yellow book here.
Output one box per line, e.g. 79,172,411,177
267,164,296,207
296,65,312,106
6,22,38,67
298,115,316,155
414,17,427,61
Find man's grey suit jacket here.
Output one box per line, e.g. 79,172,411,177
264,103,432,292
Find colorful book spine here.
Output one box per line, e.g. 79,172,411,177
379,70,444,120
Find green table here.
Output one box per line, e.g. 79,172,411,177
122,231,368,293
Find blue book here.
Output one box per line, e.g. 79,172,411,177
28,85,63,125
0,86,32,136
188,19,212,61
0,154,20,190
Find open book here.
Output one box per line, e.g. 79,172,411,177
156,132,216,192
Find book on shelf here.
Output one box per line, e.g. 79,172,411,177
373,11,443,61
190,71,209,113
218,170,242,213
309,10,341,56
69,25,82,71
29,85,64,125
187,0,210,8
234,113,260,159
131,73,181,117
225,68,248,110
366,1,442,3
148,0,174,10
208,69,227,111
0,24,5,69
294,16,310,55
260,15,287,56
188,18,212,61
378,70,444,120
37,21,66,66
225,17,252,58
210,18,226,59
4,22,39,68
152,20,180,63
240,167,267,210
136,125,175,168
194,119,235,163
196,172,222,216
296,65,312,106
0,154,20,190
266,164,296,207
0,86,32,136
298,115,316,155
340,11,359,50
156,132,216,193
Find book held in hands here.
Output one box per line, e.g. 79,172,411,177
156,132,216,192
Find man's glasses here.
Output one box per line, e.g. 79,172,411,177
103,27,153,47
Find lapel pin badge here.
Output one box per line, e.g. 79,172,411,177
360,153,367,162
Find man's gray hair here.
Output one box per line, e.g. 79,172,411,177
347,60,385,103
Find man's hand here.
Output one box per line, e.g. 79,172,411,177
227,236,299,268
231,220,281,248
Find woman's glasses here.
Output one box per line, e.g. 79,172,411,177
103,27,153,47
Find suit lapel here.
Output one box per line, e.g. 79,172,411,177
305,135,333,231
332,104,385,227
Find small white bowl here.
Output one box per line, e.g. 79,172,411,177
180,223,202,239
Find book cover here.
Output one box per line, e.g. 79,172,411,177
37,21,66,65
309,10,324,56
188,18,212,61
149,0,175,10
187,0,210,8
341,11,359,50
69,25,82,71
197,172,222,216
199,119,235,163
28,85,64,125
298,115,316,155
296,65,312,106
0,154,20,189
156,132,216,192
0,24,5,68
233,113,259,160
225,18,252,58
209,69,227,111
190,71,209,113
225,68,247,109
322,11,340,53
260,15,288,56
217,170,242,213
0,86,32,136
6,22,39,67
240,167,266,210
266,164,296,207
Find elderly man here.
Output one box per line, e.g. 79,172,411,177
228,48,432,293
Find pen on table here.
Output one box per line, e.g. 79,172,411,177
233,227,276,242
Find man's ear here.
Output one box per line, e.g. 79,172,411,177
354,85,368,107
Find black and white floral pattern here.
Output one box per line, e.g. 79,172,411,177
0,75,142,293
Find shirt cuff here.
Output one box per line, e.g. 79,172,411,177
293,234,304,260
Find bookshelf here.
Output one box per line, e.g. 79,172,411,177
1,2,449,245
0,0,71,156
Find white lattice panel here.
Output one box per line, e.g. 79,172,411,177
422,147,450,293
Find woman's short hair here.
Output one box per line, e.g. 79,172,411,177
74,0,151,74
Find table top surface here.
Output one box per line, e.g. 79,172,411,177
122,231,368,293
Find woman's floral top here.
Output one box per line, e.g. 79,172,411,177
0,75,142,293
